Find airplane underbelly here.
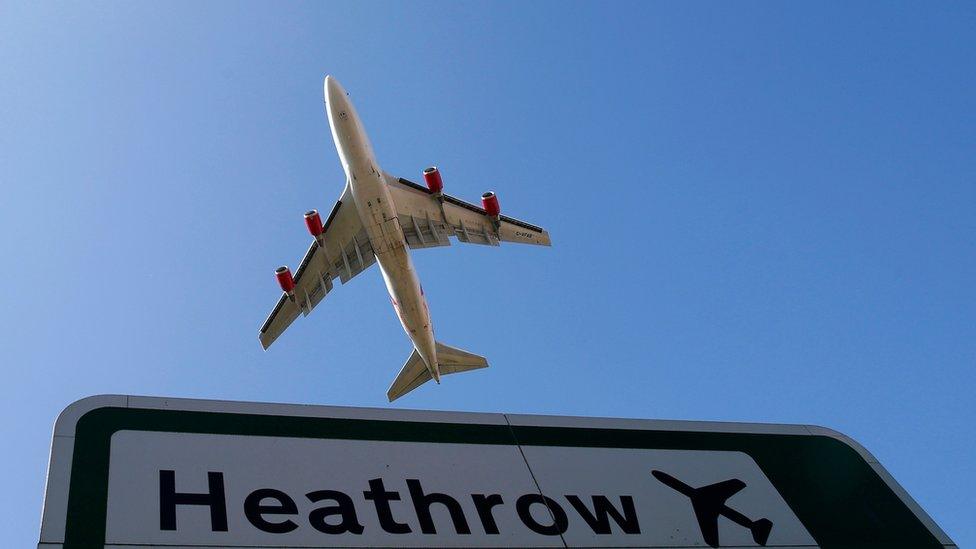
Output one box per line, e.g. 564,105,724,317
376,240,435,367
348,165,435,360
378,243,426,328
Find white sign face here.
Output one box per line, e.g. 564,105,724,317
105,432,553,547
103,432,815,547
39,395,955,549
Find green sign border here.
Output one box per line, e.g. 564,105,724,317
63,407,940,548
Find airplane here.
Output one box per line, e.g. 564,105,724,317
651,470,773,548
259,76,551,401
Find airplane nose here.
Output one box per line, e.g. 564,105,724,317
324,75,344,104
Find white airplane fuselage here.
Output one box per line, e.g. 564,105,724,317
324,76,440,382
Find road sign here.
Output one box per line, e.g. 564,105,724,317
39,395,954,548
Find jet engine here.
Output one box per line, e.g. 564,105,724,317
275,266,295,296
304,209,325,245
304,210,324,236
481,191,500,218
423,166,444,194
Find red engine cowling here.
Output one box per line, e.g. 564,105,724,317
482,191,500,217
423,166,444,193
304,209,324,237
275,266,295,294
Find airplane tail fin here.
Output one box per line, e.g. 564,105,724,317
387,342,488,402
751,518,773,546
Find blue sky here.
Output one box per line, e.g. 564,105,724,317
1,1,973,546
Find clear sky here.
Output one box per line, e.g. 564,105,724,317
2,2,973,547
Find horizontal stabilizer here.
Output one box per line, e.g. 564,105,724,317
387,349,431,402
387,342,488,401
435,341,489,374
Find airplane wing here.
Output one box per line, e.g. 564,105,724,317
693,504,721,548
690,478,746,547
259,183,375,349
385,175,551,249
